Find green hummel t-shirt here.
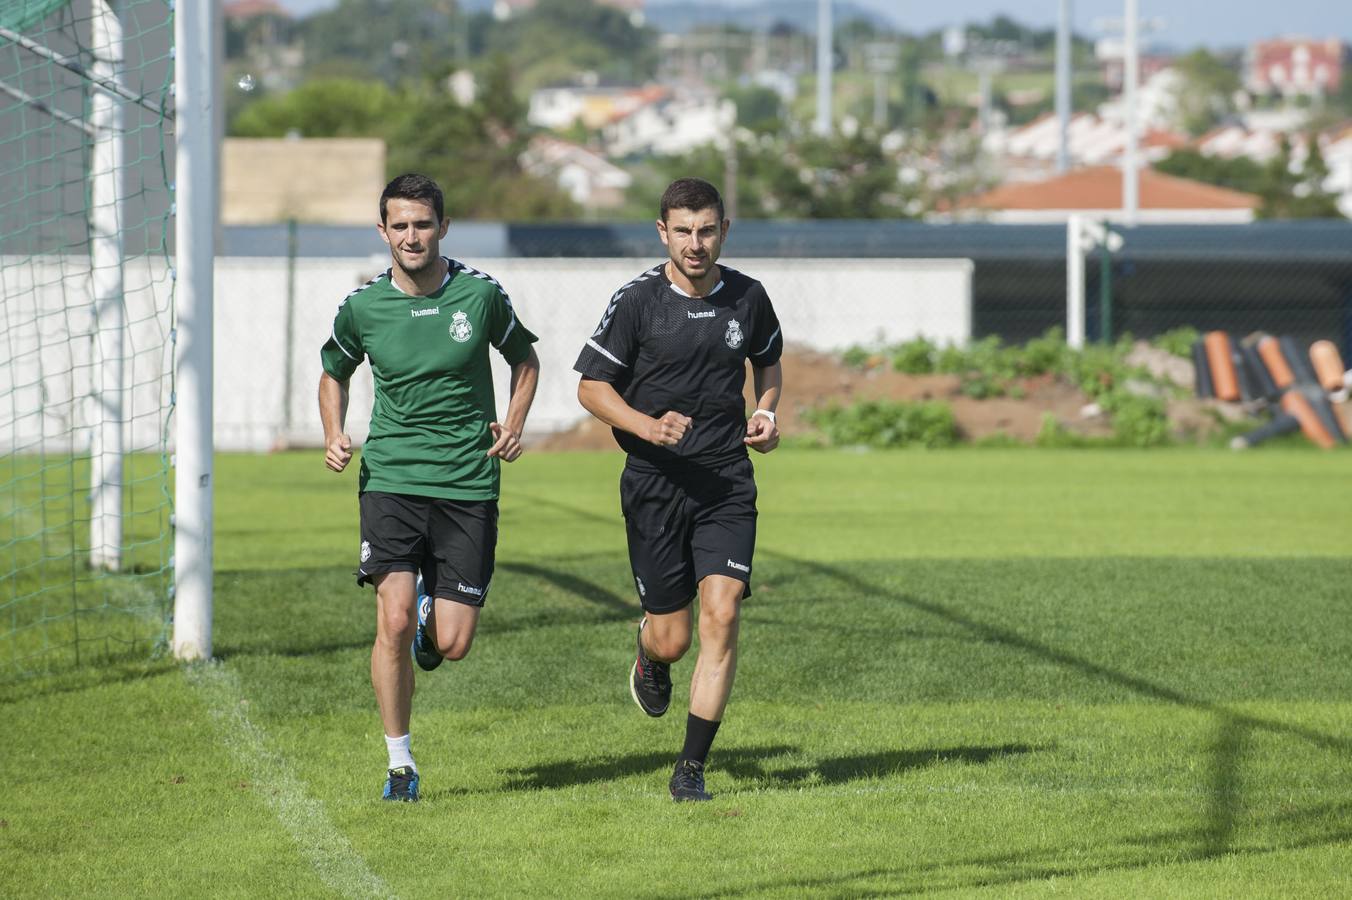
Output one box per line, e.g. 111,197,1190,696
320,257,537,501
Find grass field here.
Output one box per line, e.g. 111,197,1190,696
3,448,1351,897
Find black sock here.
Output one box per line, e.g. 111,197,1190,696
679,713,721,766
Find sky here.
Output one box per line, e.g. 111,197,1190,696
274,0,1351,51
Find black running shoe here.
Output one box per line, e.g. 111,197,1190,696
669,758,712,802
382,765,419,802
412,590,443,672
629,619,670,717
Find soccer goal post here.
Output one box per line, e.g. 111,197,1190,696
171,0,216,662
0,0,214,677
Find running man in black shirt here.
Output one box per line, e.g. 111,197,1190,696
574,178,784,801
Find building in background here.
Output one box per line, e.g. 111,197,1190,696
602,90,735,157
222,138,385,225
946,166,1260,224
528,84,668,132
1245,38,1349,99
520,136,632,211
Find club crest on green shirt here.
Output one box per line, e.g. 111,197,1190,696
450,310,473,343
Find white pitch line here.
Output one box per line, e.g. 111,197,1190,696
185,661,393,900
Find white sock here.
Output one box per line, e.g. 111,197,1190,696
385,733,416,772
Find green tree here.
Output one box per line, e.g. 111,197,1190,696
230,78,398,137
1171,49,1240,136
227,65,578,222
298,0,460,85
636,131,919,220
1156,142,1342,219
387,56,579,221
483,0,657,91
1154,148,1267,195
724,83,784,136
1258,135,1342,219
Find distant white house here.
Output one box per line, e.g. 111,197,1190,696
1245,37,1350,99
528,84,668,132
1194,124,1285,162
987,68,1188,179
521,136,632,211
1194,121,1352,218
1323,125,1352,217
602,92,736,157
992,110,1187,180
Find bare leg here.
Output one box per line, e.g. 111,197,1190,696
642,604,693,663
372,571,417,737
430,596,481,661
689,574,743,721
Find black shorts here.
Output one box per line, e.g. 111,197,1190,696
620,456,757,614
357,491,498,607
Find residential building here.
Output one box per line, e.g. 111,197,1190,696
1245,38,1349,98
520,136,633,211
602,91,735,157
987,68,1188,179
528,84,668,132
947,166,1260,224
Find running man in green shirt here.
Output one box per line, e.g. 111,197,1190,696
319,173,540,802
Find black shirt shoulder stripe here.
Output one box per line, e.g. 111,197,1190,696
592,264,664,336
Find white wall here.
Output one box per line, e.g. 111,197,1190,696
2,256,972,452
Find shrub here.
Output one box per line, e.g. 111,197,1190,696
1151,327,1201,360
840,345,874,370
890,336,938,374
804,399,958,448
1101,393,1172,447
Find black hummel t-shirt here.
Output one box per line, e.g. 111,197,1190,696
574,263,784,467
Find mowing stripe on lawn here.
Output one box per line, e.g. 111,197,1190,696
185,661,392,900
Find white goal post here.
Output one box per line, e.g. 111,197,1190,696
171,0,218,661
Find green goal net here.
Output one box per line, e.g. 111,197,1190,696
0,0,176,679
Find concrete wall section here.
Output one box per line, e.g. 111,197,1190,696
2,256,972,452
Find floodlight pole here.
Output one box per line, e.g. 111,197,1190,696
173,0,219,661
1122,0,1139,226
89,0,125,572
1055,0,1072,173
813,0,832,137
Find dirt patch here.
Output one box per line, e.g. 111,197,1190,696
538,346,1119,450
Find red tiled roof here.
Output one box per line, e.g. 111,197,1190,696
1141,129,1189,151
960,166,1260,211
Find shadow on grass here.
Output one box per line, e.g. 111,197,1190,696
494,742,1037,793
0,656,180,705
209,561,636,660
690,800,1352,898
496,561,636,619
757,548,1352,882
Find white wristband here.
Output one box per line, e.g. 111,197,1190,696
753,409,776,424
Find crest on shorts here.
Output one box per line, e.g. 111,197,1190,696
724,318,744,349
449,310,473,343
360,540,371,563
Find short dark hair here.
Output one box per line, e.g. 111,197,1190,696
660,177,724,222
380,173,444,223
